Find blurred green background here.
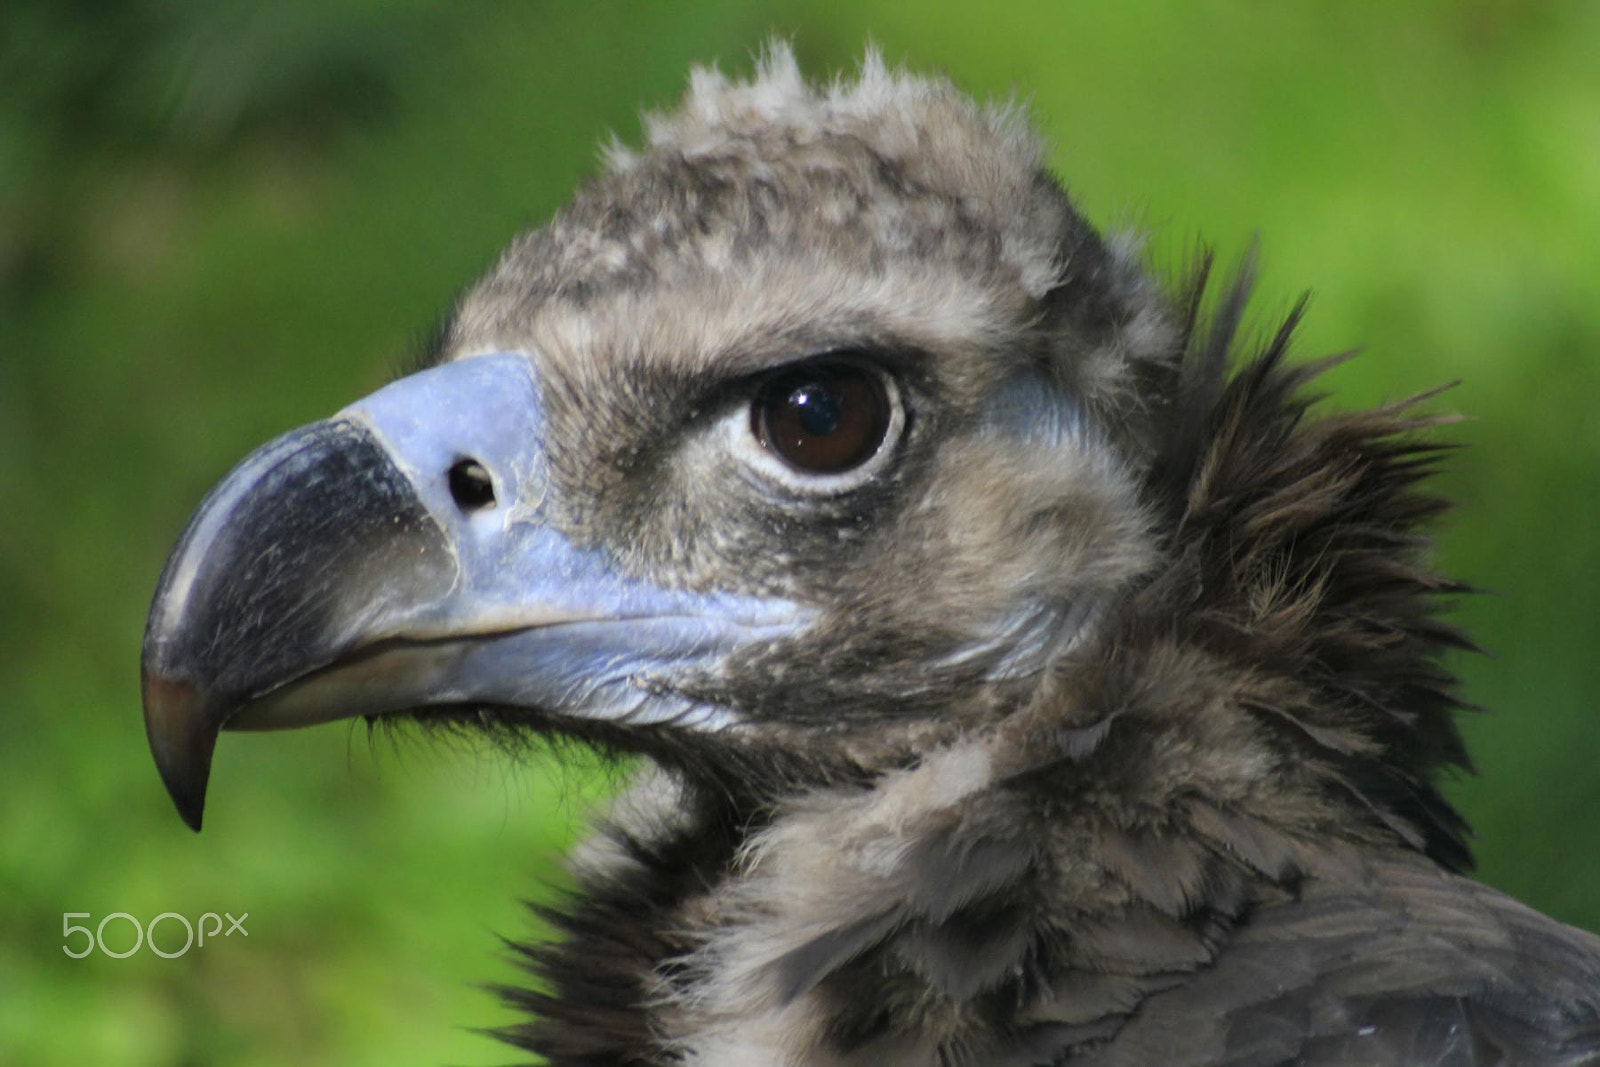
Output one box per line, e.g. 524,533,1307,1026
2,1,1597,1063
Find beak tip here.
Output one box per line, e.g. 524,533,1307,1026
174,796,206,834
142,671,217,833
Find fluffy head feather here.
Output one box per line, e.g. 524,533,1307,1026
393,48,1186,810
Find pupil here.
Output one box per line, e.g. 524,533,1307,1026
792,384,841,436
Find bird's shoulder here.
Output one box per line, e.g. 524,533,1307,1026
1076,851,1600,1067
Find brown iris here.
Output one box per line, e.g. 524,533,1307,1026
752,361,892,474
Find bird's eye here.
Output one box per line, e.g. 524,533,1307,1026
752,361,893,474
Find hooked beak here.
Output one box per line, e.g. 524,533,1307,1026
142,352,800,831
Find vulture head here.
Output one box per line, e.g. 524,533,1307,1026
142,47,1600,1066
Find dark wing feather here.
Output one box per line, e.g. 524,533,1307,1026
1080,853,1600,1066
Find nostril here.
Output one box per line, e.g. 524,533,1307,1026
447,459,496,512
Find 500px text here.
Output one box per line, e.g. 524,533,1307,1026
63,912,248,958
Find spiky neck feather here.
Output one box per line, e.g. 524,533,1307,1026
494,276,1474,1064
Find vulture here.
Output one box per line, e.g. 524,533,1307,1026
141,47,1600,1066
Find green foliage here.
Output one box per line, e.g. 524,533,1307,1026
3,2,1596,1062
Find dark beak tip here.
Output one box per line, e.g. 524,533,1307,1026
164,780,207,833
175,798,206,834
142,671,217,833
